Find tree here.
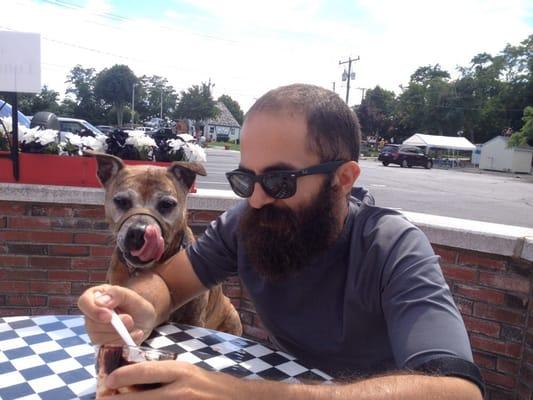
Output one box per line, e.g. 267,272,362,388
395,65,460,138
137,75,178,122
94,65,138,126
355,86,396,140
410,64,450,86
217,94,244,125
175,83,218,122
509,106,533,147
64,65,108,124
18,86,60,115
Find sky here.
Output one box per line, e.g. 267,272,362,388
3,0,532,113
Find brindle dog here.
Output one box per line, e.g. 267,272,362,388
88,152,242,335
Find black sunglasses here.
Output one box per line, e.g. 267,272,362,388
225,160,345,199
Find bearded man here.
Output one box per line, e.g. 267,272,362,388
79,84,484,399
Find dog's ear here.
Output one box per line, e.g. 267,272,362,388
168,162,207,190
84,150,124,186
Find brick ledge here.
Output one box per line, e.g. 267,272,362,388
1,183,532,262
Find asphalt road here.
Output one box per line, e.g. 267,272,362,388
198,148,533,228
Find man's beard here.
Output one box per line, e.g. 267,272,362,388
239,177,341,282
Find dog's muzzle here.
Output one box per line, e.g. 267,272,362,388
115,208,168,270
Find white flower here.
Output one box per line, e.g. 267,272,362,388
21,127,58,146
182,142,207,162
0,116,12,134
125,130,156,148
64,132,83,147
167,138,185,153
82,135,107,153
36,129,59,146
0,116,29,136
20,127,40,144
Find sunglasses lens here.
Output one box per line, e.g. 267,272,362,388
263,173,295,199
227,172,254,197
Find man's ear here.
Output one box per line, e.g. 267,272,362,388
168,162,207,190
333,161,360,195
84,150,124,186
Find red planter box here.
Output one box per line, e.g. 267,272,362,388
0,152,192,190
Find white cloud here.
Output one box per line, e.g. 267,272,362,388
2,0,531,115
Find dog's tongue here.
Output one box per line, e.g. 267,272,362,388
130,224,164,262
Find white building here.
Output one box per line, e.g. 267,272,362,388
479,135,533,174
203,102,241,142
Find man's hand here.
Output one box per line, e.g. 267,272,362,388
104,360,242,399
77,284,157,345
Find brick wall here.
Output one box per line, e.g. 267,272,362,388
433,244,533,400
1,200,532,399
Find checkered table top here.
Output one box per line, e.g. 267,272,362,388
0,315,332,400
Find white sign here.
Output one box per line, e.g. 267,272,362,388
0,31,41,93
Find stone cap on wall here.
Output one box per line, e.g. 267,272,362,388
2,183,532,263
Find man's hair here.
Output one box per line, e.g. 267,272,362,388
246,83,361,162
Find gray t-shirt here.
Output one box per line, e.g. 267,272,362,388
187,197,475,379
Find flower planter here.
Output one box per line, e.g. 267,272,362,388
0,152,197,192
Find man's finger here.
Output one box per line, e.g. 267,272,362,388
106,361,185,389
77,284,114,322
84,313,135,345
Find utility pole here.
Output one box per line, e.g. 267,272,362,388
339,56,360,104
160,91,163,119
131,83,136,126
355,87,367,103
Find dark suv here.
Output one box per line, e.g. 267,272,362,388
378,145,433,169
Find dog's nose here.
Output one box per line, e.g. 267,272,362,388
125,225,146,251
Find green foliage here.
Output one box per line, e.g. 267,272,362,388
355,35,531,144
94,64,137,126
18,86,60,115
217,94,244,125
175,83,218,122
509,106,533,147
64,65,108,124
355,86,396,139
137,75,178,122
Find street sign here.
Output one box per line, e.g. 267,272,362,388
0,31,41,93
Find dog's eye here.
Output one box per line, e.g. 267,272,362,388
113,196,132,210
157,199,177,214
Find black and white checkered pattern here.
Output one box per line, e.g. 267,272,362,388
0,316,332,399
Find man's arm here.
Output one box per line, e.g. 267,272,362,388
107,360,483,400
128,249,209,328
78,249,208,344
253,374,482,400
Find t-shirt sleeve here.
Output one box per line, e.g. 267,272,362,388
185,203,243,288
378,215,483,391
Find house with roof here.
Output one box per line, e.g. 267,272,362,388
203,102,241,142
479,135,533,174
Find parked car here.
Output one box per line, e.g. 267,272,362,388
58,117,104,141
96,125,114,135
134,126,154,134
0,100,31,128
378,144,433,169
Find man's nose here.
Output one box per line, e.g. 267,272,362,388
248,182,275,209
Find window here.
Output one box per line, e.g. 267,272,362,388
209,126,215,133
60,121,84,134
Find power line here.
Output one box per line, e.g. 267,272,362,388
38,0,239,44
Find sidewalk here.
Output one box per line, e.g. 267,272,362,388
452,165,533,183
